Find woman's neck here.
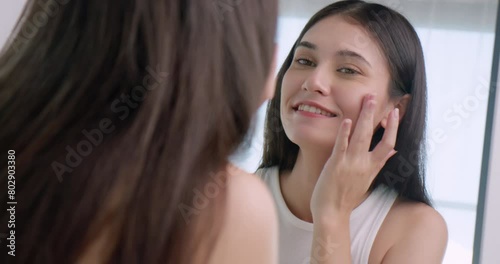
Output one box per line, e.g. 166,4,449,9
280,146,331,223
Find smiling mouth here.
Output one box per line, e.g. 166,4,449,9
293,104,337,117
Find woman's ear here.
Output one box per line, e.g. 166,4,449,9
260,45,278,104
380,94,411,128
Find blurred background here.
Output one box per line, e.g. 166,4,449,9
1,0,498,263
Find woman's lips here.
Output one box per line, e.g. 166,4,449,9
293,103,337,118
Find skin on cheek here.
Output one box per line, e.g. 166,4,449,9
347,94,392,134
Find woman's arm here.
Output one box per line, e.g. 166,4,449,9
310,204,448,264
310,213,352,263
310,94,399,263
208,166,278,264
310,94,448,263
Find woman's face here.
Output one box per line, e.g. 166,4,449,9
281,15,395,150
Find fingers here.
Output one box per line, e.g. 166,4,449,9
372,108,399,165
330,118,352,161
349,94,376,154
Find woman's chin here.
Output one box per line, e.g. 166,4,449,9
287,131,337,152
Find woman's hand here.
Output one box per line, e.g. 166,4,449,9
310,94,399,219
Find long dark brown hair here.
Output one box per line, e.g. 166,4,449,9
259,0,431,205
0,0,277,263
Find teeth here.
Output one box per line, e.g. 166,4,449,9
297,104,334,117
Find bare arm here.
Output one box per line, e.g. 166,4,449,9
310,204,448,264
310,94,399,263
309,95,448,263
310,214,352,264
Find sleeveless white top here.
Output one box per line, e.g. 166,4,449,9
256,166,398,264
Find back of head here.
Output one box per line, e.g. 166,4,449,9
0,0,277,263
260,0,430,205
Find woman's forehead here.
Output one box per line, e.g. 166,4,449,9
300,15,386,65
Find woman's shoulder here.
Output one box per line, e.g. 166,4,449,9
392,198,445,220
208,164,278,264
225,164,277,216
390,198,448,238
370,197,448,263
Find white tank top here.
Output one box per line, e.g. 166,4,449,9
257,166,398,264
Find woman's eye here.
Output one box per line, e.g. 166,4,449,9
337,67,358,75
295,58,315,67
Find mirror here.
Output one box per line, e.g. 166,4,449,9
231,1,498,263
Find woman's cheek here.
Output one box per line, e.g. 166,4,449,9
338,94,364,121
280,75,297,100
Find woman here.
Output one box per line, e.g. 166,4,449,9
0,0,278,263
258,1,447,263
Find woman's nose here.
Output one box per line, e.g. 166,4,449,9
301,66,332,96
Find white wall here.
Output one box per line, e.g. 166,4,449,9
0,0,26,49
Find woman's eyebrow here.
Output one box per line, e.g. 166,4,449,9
336,49,372,68
297,40,317,50
296,42,371,68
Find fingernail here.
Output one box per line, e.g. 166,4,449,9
394,108,399,119
368,100,375,111
343,119,352,128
